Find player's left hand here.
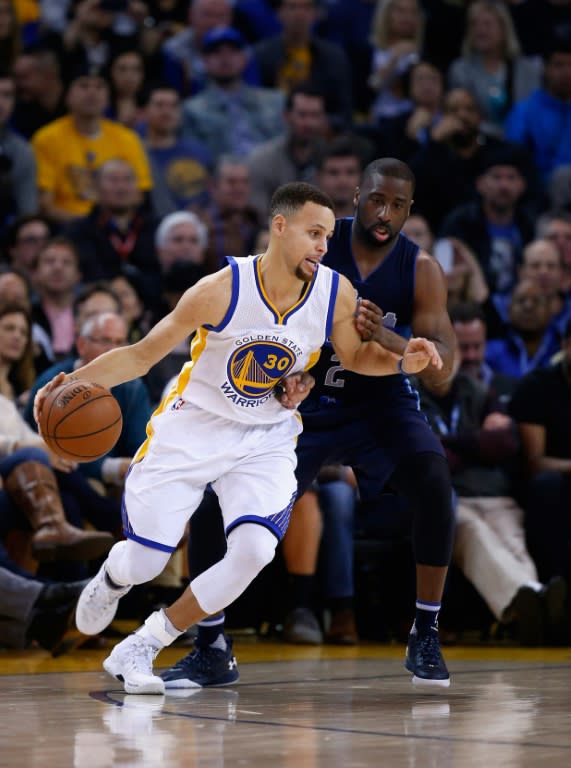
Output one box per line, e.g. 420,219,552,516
274,371,315,409
401,337,443,374
355,298,383,341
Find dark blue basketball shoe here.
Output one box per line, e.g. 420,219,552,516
160,639,239,689
405,624,450,688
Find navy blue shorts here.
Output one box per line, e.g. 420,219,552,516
295,402,444,500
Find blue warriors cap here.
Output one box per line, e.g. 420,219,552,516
202,26,246,53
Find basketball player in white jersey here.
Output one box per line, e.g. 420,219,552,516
34,182,442,694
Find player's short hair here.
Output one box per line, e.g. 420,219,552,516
269,182,334,220
361,158,416,193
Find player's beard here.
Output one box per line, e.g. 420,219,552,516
354,208,398,249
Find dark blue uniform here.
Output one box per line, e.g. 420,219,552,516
296,218,444,499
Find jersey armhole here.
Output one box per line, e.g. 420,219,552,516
325,271,340,339
204,256,240,332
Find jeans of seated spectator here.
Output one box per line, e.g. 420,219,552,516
0,446,49,479
319,480,358,601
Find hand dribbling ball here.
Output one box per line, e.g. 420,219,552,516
39,380,123,462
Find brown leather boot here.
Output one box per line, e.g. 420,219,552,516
4,461,115,562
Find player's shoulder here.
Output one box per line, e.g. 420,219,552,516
415,247,446,279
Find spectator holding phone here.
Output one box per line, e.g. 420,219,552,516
402,216,488,309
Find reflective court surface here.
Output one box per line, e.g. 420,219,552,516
1,642,571,767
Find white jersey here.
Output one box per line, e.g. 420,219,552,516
167,254,340,425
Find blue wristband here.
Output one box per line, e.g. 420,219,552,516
397,357,406,375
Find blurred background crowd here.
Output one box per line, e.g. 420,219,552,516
1,0,571,655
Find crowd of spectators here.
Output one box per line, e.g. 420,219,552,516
1,0,571,652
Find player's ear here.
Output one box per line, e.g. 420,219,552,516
353,187,360,207
272,213,287,235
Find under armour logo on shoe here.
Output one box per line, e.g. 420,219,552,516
228,657,237,670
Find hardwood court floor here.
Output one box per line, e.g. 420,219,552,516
1,638,570,768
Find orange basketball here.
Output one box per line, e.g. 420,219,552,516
39,379,123,462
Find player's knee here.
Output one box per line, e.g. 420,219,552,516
107,539,172,585
402,453,453,516
227,522,278,576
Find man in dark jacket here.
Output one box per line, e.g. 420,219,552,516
65,159,160,305
252,0,352,130
440,145,537,295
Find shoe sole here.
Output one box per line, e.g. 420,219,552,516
163,673,240,690
103,655,165,695
405,659,451,688
411,674,451,689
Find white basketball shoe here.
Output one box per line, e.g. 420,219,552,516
103,635,165,694
75,562,131,635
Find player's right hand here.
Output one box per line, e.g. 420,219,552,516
355,298,383,341
274,371,315,409
401,338,443,374
33,371,67,429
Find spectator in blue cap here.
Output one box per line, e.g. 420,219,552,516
181,26,284,162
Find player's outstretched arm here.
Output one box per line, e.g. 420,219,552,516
409,253,455,386
33,269,233,426
330,276,442,376
354,254,454,384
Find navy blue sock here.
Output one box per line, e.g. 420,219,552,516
414,600,441,634
196,613,227,650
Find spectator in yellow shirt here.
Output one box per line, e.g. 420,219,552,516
31,68,152,224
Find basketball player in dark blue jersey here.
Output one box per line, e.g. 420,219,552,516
162,158,456,689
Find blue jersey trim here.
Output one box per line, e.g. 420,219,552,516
123,529,177,553
204,256,240,332
121,497,177,553
325,270,340,339
226,515,283,541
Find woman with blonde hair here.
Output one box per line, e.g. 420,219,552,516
368,0,425,122
448,0,542,137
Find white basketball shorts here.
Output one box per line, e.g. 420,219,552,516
122,400,300,552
